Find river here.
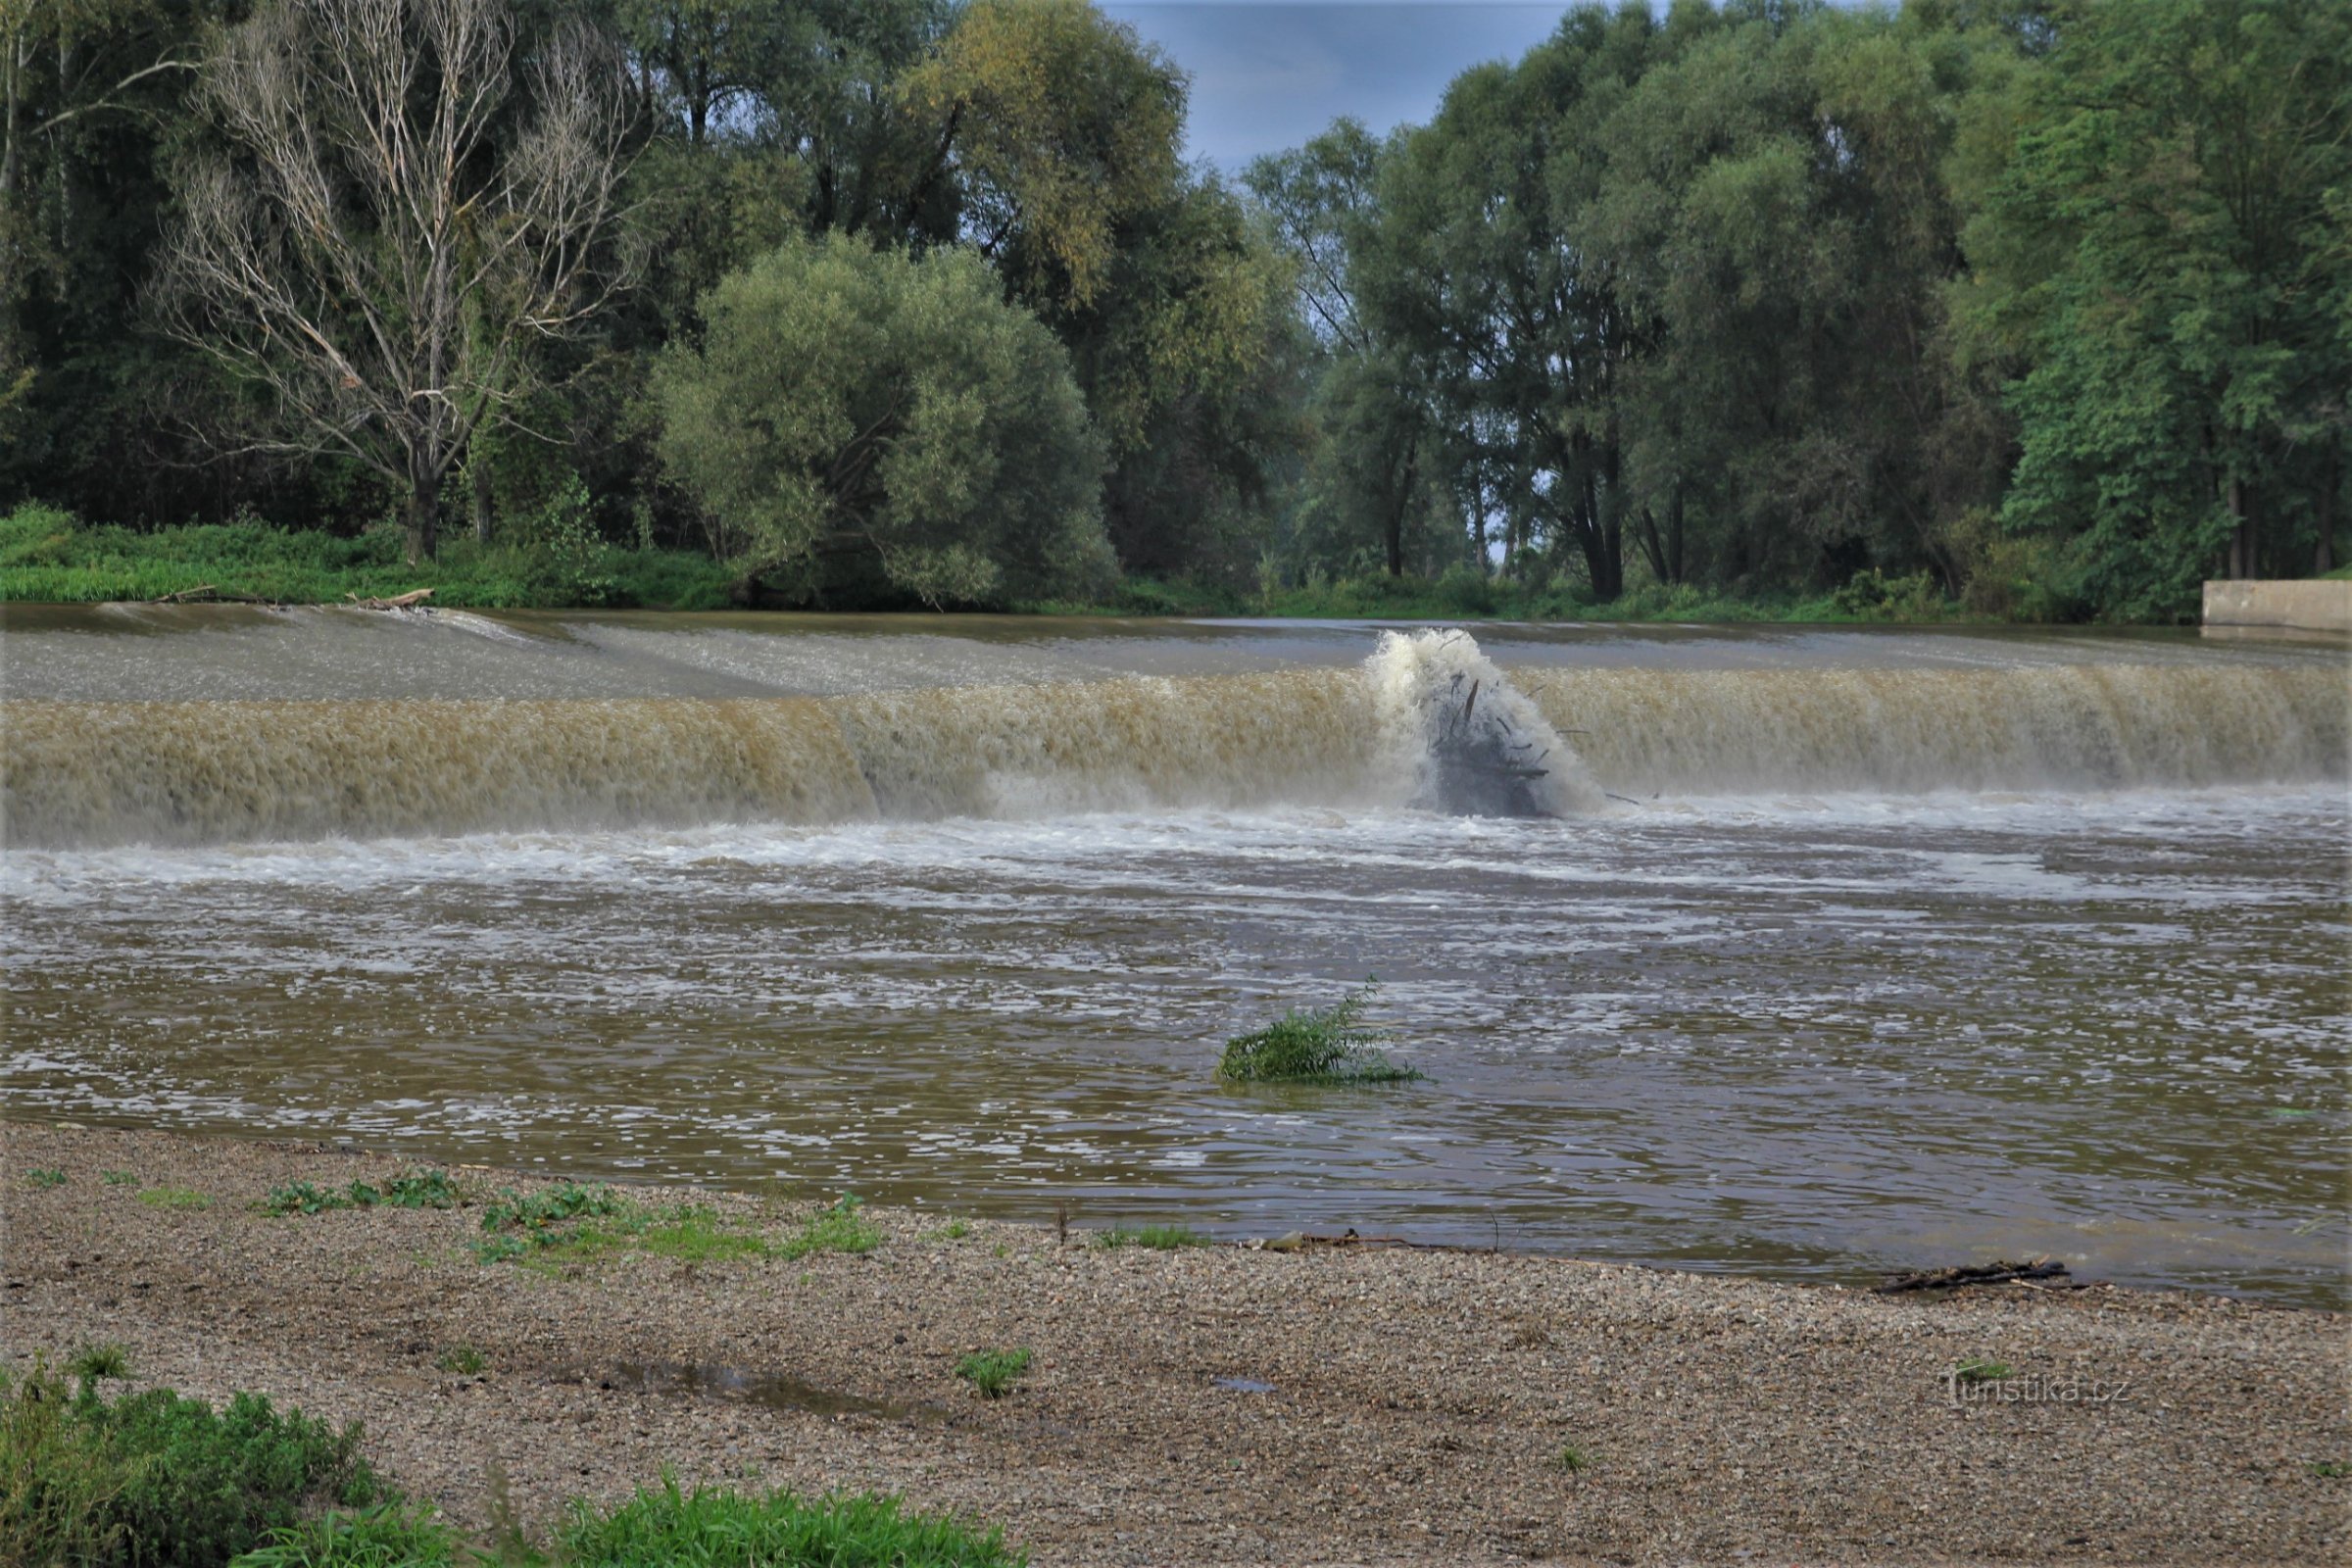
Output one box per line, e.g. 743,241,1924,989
4,606,2345,1303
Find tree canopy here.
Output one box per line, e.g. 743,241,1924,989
2,0,2343,618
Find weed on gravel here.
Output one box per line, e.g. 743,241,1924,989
955,1348,1033,1399
25,1167,67,1189
780,1193,881,1259
138,1185,212,1211
264,1171,459,1217
101,1169,140,1187
1094,1224,1210,1250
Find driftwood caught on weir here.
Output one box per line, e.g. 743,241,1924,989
1424,669,1558,818
145,583,280,606
344,587,435,611
1874,1257,2077,1294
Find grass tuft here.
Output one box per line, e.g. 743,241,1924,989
1217,982,1423,1085
1553,1444,1591,1474
558,1474,1025,1566
433,1346,486,1376
226,1503,460,1567
780,1193,881,1260
138,1185,213,1211
101,1169,140,1187
1094,1224,1211,1250
1952,1358,2013,1385
954,1348,1033,1400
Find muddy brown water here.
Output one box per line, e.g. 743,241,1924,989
3,607,2346,1304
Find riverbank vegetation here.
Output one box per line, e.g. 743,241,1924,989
2,0,2342,622
0,1351,1025,1566
1217,984,1424,1085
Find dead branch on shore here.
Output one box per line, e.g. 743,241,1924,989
344,588,435,611
1874,1257,2076,1294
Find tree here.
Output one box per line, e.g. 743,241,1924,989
652,232,1112,607
1958,0,2350,615
154,0,637,564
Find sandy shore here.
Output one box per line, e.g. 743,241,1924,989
3,1121,2345,1566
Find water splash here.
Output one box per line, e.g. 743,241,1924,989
1365,629,1604,816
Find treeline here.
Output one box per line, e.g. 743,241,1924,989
1,0,2344,618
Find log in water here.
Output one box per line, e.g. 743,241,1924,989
3,608,2345,1303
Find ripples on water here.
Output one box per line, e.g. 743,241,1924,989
3,612,2346,1304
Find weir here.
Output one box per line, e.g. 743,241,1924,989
2,620,2344,847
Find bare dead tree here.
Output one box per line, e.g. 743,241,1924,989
155,0,635,563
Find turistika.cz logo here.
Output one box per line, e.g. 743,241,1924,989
1944,1365,2133,1408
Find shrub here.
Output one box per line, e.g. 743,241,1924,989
558,1474,1025,1566
1217,984,1423,1085
0,1352,387,1568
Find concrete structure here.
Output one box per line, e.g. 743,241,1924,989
2202,578,2352,635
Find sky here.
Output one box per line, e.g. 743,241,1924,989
1100,3,1575,172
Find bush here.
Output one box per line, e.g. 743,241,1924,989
0,1354,386,1568
1216,983,1423,1085
558,1474,1025,1567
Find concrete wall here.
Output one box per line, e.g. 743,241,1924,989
2202,579,2352,634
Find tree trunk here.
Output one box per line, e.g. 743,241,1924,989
2317,448,2338,575
2227,475,2250,580
470,454,493,544
405,450,440,565
1384,434,1418,578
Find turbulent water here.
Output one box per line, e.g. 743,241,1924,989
4,607,2346,1303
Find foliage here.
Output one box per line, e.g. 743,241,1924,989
137,1185,212,1211
1217,983,1422,1085
952,1348,1032,1399
557,1474,1026,1566
0,507,738,609
25,1167,65,1189
226,1505,461,1568
1093,1225,1209,1250
264,1171,458,1217
780,1193,882,1259
433,1346,486,1376
0,1355,389,1568
1954,0,2351,617
653,233,1113,607
474,1184,627,1262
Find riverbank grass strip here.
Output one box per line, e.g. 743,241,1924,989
1094,1224,1210,1250
1217,984,1423,1085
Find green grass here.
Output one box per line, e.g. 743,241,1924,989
24,1167,66,1189
1553,1444,1591,1474
556,1474,1024,1567
2306,1459,2348,1479
0,505,737,611
138,1185,213,1211
1093,1224,1211,1250
1217,982,1423,1085
432,1345,486,1376
954,1348,1033,1400
920,1219,973,1243
779,1194,882,1260
227,1503,461,1567
4,1347,1027,1567
264,1171,459,1217
1952,1358,2014,1385
472,1185,783,1270
102,1169,140,1187
0,1349,390,1568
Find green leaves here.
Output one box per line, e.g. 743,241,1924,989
654,232,1111,608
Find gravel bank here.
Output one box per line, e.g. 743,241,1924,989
3,1122,2345,1565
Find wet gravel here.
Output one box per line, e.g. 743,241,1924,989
4,1122,2345,1566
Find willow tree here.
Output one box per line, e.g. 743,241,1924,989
652,233,1112,608
155,0,635,563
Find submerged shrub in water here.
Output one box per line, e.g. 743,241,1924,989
1217,984,1423,1085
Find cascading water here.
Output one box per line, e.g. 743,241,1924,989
0,613,2343,846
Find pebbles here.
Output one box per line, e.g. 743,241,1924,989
4,1122,2345,1566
